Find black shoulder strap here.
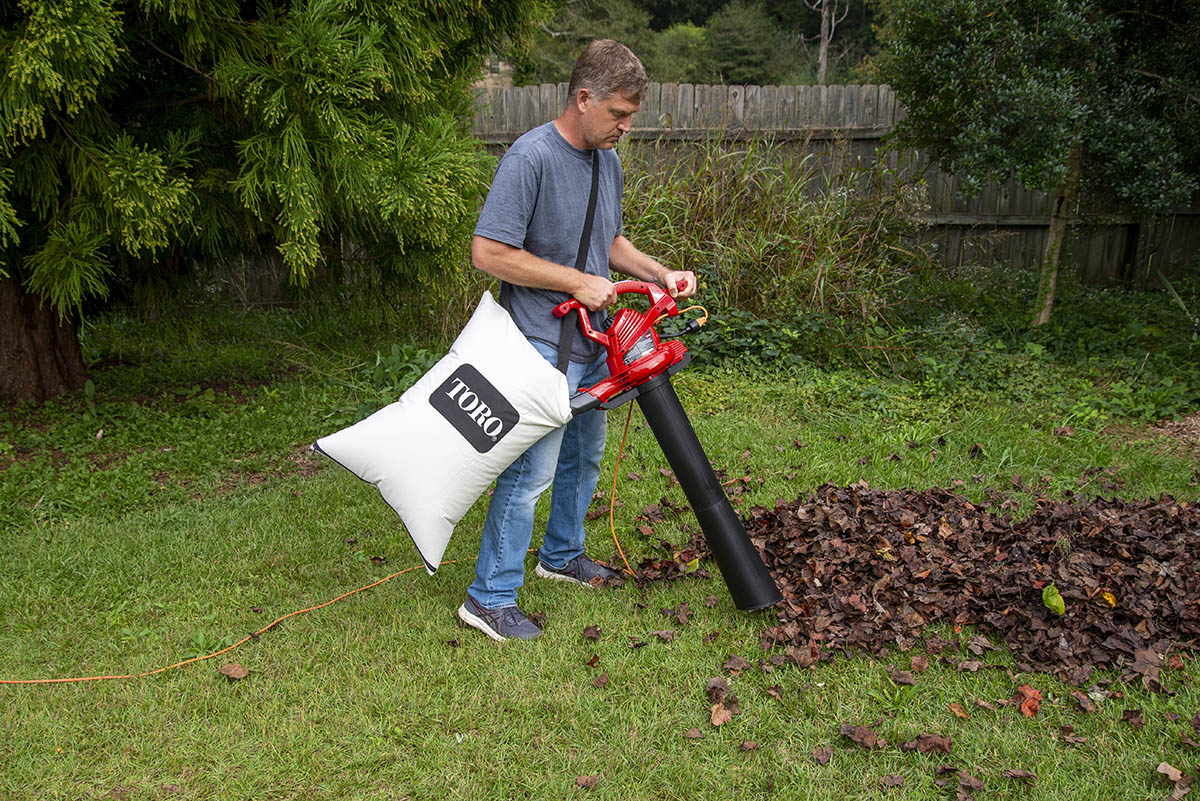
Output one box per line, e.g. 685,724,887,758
556,149,600,374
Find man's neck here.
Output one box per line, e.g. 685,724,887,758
554,113,590,151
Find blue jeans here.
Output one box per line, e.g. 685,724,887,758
468,340,609,609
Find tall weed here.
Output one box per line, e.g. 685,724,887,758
620,135,935,318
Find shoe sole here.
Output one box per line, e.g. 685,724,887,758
456,603,507,642
534,562,596,588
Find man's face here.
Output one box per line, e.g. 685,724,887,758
579,90,639,149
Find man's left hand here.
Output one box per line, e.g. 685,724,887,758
661,270,697,299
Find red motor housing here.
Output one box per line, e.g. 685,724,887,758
552,280,690,414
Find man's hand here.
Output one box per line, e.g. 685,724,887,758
573,272,618,311
661,270,697,300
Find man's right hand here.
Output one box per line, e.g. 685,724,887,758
573,273,617,311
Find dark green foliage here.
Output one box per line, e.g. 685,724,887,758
669,262,1200,423
509,0,656,86
0,0,543,316
704,0,784,84
510,0,860,87
643,22,711,83
875,0,1199,210
640,0,730,29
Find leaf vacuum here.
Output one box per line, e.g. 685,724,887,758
554,279,783,611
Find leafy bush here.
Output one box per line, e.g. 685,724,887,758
645,22,711,83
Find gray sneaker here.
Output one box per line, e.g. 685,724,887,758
457,595,542,642
535,554,620,588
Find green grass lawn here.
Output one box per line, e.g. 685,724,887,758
2,305,1199,800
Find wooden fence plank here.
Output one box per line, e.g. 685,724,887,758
778,85,796,128
729,84,745,128
540,83,557,121
676,83,695,129
642,81,661,128
743,84,760,129
761,85,777,130
864,83,883,127
659,83,677,129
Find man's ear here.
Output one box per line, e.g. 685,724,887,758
574,87,591,113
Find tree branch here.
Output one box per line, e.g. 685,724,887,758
1128,68,1200,104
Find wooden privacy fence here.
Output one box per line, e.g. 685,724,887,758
471,83,1200,283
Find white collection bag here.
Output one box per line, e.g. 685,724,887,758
314,292,572,573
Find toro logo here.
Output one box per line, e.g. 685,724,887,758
430,364,519,453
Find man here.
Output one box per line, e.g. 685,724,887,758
459,40,697,641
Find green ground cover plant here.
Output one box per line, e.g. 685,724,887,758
2,264,1198,798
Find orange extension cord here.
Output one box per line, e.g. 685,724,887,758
0,560,448,685
2,406,645,686
3,308,707,686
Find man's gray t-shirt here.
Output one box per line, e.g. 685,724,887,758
474,121,623,362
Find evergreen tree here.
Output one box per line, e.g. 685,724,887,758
0,0,542,403
705,0,781,84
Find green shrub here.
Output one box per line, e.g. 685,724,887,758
646,22,711,83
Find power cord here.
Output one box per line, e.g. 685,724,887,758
4,306,713,686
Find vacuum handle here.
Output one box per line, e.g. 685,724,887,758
552,279,687,344
552,278,686,318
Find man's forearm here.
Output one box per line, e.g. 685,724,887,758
472,235,617,310
472,236,587,294
608,234,670,286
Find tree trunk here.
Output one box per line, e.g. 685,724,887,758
1032,144,1083,327
0,277,88,404
817,0,832,84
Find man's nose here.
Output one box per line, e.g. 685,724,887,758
617,118,631,132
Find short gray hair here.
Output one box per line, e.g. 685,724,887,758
567,39,648,104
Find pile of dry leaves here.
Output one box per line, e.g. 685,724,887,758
671,482,1197,685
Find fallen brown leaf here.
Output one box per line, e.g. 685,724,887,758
1015,685,1042,718
812,746,833,765
1070,689,1096,713
739,741,758,751
947,702,971,720
1003,769,1037,784
840,723,886,750
706,677,729,703
684,728,705,739
575,775,598,790
1159,763,1185,783
879,774,904,788
899,734,952,755
1122,708,1146,730
710,702,733,727
217,663,248,681
957,770,984,798
1059,725,1087,746
723,654,751,674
